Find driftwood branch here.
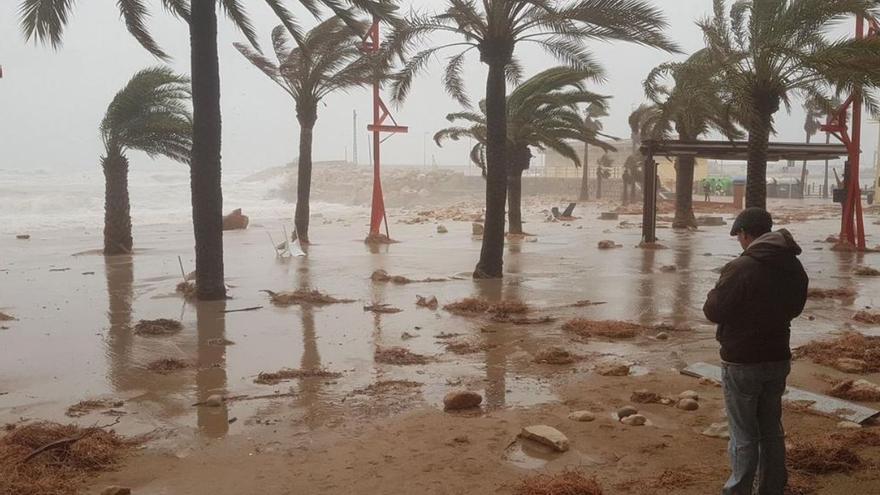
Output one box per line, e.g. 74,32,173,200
21,416,122,464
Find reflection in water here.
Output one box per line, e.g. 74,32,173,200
671,244,694,327
105,255,135,391
196,301,229,438
637,248,657,326
476,279,507,409
296,257,326,429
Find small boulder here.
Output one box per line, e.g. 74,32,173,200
621,414,647,426
568,410,596,422
835,358,869,374
437,224,448,234
101,487,132,495
617,406,638,420
222,208,249,231
519,425,570,452
702,422,730,439
205,394,224,407
594,358,631,377
472,223,485,236
443,391,483,411
679,390,699,401
598,240,621,250
676,398,699,411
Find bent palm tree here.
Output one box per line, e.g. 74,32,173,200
236,16,374,244
623,104,659,205
578,103,613,201
435,67,615,235
596,153,614,200
389,0,677,278
700,0,880,209
645,51,742,228
20,0,396,300
800,98,824,197
101,67,192,255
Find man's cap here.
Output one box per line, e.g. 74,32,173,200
730,207,773,237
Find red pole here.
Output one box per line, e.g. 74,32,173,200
853,15,866,250
368,19,385,237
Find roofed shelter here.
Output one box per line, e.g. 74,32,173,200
638,140,850,245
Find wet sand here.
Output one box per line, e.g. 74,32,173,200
2,198,880,494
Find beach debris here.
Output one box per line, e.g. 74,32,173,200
375,347,430,365
597,240,622,249
221,208,249,230
493,315,555,325
176,281,197,300
262,289,354,306
702,422,730,439
65,400,123,418
472,223,484,236
659,265,677,273
795,332,880,373
807,287,857,300
512,470,603,495
600,212,619,220
0,312,16,322
363,303,402,314
443,339,486,355
563,319,643,339
571,300,606,307
829,379,880,402
854,266,880,276
519,425,569,452
133,318,182,336
837,421,862,429
207,338,235,346
371,269,446,284
254,368,342,385
401,331,417,340
787,440,862,475
146,358,190,374
0,420,133,495
443,297,529,317
15,234,30,240
49,268,70,272
101,487,132,495
443,391,482,411
631,390,662,404
676,398,700,411
415,295,439,310
533,347,577,365
437,224,448,234
352,380,423,398
205,395,225,407
568,411,596,422
621,414,647,426
594,357,631,376
853,311,880,324
655,332,669,340
696,216,726,226
221,306,263,314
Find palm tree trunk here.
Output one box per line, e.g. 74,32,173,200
507,149,530,235
621,179,628,205
474,59,508,279
295,113,316,243
596,171,603,199
673,156,697,229
190,0,226,300
823,131,830,199
579,144,590,201
102,154,133,255
800,133,811,198
746,109,773,209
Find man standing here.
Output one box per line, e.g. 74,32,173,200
703,208,809,495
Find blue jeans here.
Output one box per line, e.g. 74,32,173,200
721,360,790,495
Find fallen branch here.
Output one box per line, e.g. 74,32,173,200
221,306,263,314
21,417,122,464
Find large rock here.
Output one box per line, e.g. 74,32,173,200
617,406,638,420
519,425,570,452
222,208,249,231
443,391,482,411
679,390,699,401
676,398,700,411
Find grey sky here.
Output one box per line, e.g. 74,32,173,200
0,0,876,173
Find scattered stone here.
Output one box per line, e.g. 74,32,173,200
631,390,662,404
568,410,596,422
443,391,483,411
837,421,862,430
472,223,484,236
702,422,730,439
15,234,30,240
101,487,132,495
621,414,647,426
655,332,669,340
437,224,448,234
677,398,699,411
205,394,224,407
679,390,699,401
594,358,631,377
617,406,638,420
222,208,249,230
519,425,570,452
597,240,622,250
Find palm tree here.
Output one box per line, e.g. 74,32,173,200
644,52,742,228
235,17,375,244
800,98,824,197
623,104,659,205
388,0,677,278
578,103,614,201
699,0,880,209
435,67,614,235
596,152,614,200
19,0,396,300
101,67,193,255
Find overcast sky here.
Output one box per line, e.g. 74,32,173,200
0,0,876,173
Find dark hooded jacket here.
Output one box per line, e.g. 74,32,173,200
703,229,809,364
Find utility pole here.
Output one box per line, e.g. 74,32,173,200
352,110,358,166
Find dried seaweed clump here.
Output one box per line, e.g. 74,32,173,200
562,319,643,339
853,311,880,324
134,318,182,336
444,297,529,316
146,358,190,374
533,347,577,365
254,368,342,385
828,379,880,402
512,470,604,495
65,400,121,418
0,421,133,495
416,295,439,310
807,287,856,300
262,289,354,306
352,380,423,396
374,346,430,365
794,332,880,373
787,440,862,475
176,281,197,300
854,266,880,276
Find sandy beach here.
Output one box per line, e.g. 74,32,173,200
2,196,880,494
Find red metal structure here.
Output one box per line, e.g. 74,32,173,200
821,14,878,250
362,19,407,241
